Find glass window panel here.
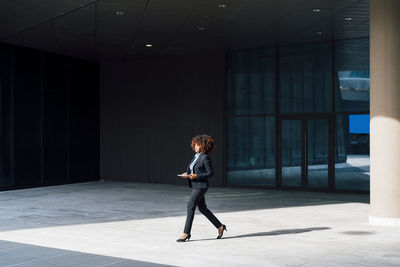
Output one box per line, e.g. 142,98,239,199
279,42,332,114
335,38,370,112
282,120,302,186
227,116,275,186
227,48,276,115
307,119,329,188
335,114,370,190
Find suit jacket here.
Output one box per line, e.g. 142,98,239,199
186,153,214,189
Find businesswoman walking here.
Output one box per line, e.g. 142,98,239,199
177,134,227,242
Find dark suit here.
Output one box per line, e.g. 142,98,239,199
183,153,222,234
186,153,213,189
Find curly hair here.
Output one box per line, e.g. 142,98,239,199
191,134,215,155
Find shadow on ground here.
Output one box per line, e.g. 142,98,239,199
190,227,331,242
0,181,369,232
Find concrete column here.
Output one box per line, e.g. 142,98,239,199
370,0,400,227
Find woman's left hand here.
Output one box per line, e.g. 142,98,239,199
189,174,197,180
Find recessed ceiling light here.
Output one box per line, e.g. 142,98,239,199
198,27,205,31
145,44,152,47
315,31,323,35
312,8,321,13
344,17,353,21
116,11,124,15
218,4,227,8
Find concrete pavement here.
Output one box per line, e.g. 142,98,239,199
0,181,399,266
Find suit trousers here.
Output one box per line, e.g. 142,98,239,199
184,188,222,234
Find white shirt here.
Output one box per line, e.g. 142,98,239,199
189,153,201,174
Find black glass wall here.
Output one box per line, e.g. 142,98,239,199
0,42,99,190
227,48,276,186
279,42,332,114
278,42,332,191
334,38,370,191
227,38,370,192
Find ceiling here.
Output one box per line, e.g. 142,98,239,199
0,0,369,61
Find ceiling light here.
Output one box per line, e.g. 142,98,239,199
198,27,205,31
344,17,353,21
116,11,124,15
145,44,152,47
315,31,323,35
218,4,227,8
312,8,321,13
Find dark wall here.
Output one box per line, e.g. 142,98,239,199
100,52,226,187
0,42,99,190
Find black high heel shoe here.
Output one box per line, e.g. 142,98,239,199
176,234,191,242
217,225,227,239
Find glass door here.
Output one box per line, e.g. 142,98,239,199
280,117,331,189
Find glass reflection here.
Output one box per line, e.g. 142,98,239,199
227,116,275,186
307,119,329,188
279,42,332,114
282,120,302,186
335,114,370,190
227,48,276,115
335,38,370,112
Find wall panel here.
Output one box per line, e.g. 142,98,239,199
43,54,68,184
69,59,99,182
14,47,42,185
0,44,12,186
100,52,225,187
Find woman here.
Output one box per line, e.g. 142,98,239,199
177,134,227,242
